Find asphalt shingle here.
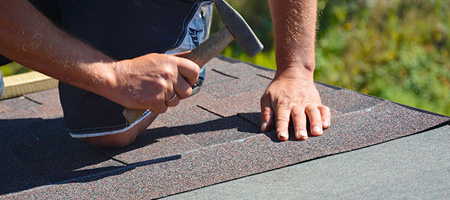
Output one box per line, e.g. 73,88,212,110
1,56,449,199
98,127,200,164
0,139,51,195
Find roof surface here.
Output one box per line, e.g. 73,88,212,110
1,56,449,199
164,124,450,200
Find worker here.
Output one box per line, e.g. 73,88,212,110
0,0,330,148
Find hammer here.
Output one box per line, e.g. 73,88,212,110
122,0,264,124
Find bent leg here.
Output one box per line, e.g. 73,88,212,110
81,112,157,148
59,83,157,149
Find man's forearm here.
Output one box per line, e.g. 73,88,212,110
269,0,317,77
262,0,329,141
0,0,116,98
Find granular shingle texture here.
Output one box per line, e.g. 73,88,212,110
1,55,449,199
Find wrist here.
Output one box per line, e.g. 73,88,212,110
107,61,120,91
82,60,121,103
275,61,315,82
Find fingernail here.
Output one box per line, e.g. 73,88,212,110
278,132,288,140
261,122,268,132
299,130,308,140
323,120,330,128
313,126,323,135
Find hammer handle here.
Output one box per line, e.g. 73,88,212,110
182,27,234,67
123,27,234,124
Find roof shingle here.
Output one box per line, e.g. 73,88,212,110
1,56,448,198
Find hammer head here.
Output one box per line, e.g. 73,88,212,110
215,0,264,57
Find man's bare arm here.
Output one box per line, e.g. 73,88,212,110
261,0,331,141
0,0,199,113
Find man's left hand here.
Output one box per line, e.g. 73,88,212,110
260,74,330,141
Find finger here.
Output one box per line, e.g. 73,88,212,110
153,106,168,114
291,106,308,140
151,97,168,114
174,74,193,99
165,93,180,107
260,94,274,132
174,57,199,86
275,106,291,141
305,106,323,136
318,105,331,129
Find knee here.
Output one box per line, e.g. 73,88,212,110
80,111,156,148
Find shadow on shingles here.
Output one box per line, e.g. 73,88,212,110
59,154,182,184
120,114,262,148
0,111,315,195
0,118,181,195
137,112,288,145
175,115,260,136
237,112,321,142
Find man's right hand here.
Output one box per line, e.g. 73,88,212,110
107,53,199,114
0,1,199,114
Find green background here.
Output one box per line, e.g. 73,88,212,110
2,0,449,115
214,0,450,116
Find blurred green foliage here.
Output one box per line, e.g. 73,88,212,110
218,0,450,115
2,0,449,115
1,62,31,76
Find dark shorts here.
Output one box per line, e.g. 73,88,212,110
0,0,213,138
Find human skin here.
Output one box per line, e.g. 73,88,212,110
261,0,331,141
0,0,330,147
0,0,198,147
0,0,199,114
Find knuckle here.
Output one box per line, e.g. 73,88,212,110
161,66,177,79
276,116,290,123
152,81,166,93
305,106,318,113
276,99,290,107
320,105,331,112
276,104,290,111
151,95,165,105
292,111,306,119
